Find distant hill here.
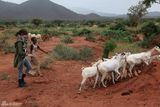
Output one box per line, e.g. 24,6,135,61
145,11,160,18
0,0,106,20
113,11,160,19
70,7,118,17
0,0,159,21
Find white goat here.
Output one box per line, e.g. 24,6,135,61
102,52,130,85
117,52,131,78
28,33,42,40
91,58,109,67
126,46,160,77
96,53,126,88
78,58,109,93
78,66,99,93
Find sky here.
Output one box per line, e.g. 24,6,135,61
2,0,160,14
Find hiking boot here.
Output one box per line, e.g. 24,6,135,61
18,79,27,88
22,74,27,85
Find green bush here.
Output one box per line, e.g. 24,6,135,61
53,44,93,60
72,28,79,36
102,30,128,40
1,28,20,38
54,44,80,60
0,25,5,30
80,46,93,60
31,18,43,26
138,35,156,48
141,21,159,38
0,34,15,54
40,52,58,70
85,34,96,42
61,36,73,44
0,40,15,54
103,40,117,58
78,28,91,36
118,35,133,43
98,23,106,28
40,29,50,35
110,23,126,31
109,43,141,57
140,21,160,48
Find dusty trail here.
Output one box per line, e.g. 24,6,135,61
0,35,160,107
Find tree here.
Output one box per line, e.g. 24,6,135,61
31,18,43,26
142,0,160,7
127,2,148,26
52,20,64,26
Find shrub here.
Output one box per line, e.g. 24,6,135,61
117,35,133,43
141,21,159,38
1,28,19,38
140,21,160,48
138,35,156,48
85,34,96,42
61,36,73,44
44,23,54,28
110,23,126,31
78,28,91,36
98,23,106,28
53,44,93,60
40,52,58,70
102,30,128,40
0,34,15,54
109,43,141,57
52,20,64,26
53,44,80,60
40,29,50,35
31,18,43,26
0,25,4,30
103,40,117,58
72,28,79,36
80,46,93,60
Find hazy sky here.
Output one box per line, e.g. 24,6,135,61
3,0,160,14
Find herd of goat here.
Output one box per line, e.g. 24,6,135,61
27,33,160,94
79,46,160,93
28,33,50,41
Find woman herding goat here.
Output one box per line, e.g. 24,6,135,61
14,29,32,88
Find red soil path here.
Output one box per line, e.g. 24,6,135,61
0,30,4,34
0,35,160,107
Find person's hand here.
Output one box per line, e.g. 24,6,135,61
25,53,28,56
28,54,33,57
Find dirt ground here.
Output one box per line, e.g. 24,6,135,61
0,32,160,107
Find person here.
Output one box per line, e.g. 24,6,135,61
29,37,48,77
14,29,32,87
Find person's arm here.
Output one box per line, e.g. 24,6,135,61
30,44,33,54
37,46,48,54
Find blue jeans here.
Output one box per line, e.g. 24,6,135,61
18,58,32,79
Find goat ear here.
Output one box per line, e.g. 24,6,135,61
121,53,125,56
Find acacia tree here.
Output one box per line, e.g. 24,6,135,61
142,0,160,7
127,2,148,26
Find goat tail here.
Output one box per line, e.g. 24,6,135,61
96,62,100,72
